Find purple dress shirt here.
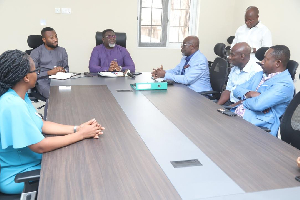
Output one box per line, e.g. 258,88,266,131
89,44,135,72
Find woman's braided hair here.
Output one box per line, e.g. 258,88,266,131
0,50,30,97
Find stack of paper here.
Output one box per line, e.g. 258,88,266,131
49,72,73,80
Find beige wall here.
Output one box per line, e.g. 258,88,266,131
0,0,299,81
198,0,236,61
0,0,235,72
232,0,300,91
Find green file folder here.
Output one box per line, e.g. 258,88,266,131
130,82,168,90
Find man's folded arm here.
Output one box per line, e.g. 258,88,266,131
243,83,294,112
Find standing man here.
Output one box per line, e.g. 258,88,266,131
89,29,135,73
30,27,68,99
217,42,262,105
231,6,272,60
232,45,294,137
151,36,212,93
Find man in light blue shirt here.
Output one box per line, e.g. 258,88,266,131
217,42,261,105
151,36,212,93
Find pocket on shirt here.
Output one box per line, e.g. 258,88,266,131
255,114,275,124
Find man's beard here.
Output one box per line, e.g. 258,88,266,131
109,43,116,48
47,43,58,49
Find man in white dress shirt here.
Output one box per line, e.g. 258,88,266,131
231,6,272,60
217,42,262,105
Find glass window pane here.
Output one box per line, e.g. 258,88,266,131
181,0,190,9
179,27,189,42
141,8,152,25
152,0,162,8
179,10,189,26
169,10,180,26
169,27,179,43
171,0,181,9
152,8,162,25
151,26,162,43
141,26,151,42
142,0,152,7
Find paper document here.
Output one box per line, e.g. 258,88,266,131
49,72,73,80
98,72,124,77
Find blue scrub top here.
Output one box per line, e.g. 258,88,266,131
0,89,44,194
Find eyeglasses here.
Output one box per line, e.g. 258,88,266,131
181,43,192,48
28,68,40,75
105,35,116,39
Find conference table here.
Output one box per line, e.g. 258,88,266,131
37,73,300,200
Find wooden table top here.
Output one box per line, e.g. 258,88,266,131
38,85,181,200
141,84,300,192
40,75,300,199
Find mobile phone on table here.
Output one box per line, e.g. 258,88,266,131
217,108,237,117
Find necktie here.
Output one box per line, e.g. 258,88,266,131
181,57,189,75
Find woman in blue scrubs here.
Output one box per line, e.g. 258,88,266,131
0,50,105,194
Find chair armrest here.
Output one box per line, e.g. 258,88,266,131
258,126,271,132
15,169,40,183
199,91,219,95
208,61,213,68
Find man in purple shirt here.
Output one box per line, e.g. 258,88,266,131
89,29,135,72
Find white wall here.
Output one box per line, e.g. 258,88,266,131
232,0,300,91
0,0,299,82
198,0,237,61
0,0,235,73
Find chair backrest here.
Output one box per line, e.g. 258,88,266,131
227,36,235,45
95,32,127,48
286,60,299,80
25,35,47,102
255,47,299,80
25,35,43,55
214,43,227,59
280,91,300,150
210,57,229,96
255,47,269,61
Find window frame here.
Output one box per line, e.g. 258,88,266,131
138,0,199,48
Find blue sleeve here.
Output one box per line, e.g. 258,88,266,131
225,69,235,91
0,99,44,149
165,58,185,76
165,54,208,85
233,72,262,100
243,81,294,112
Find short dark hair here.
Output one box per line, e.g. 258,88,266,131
270,45,290,67
102,29,114,38
0,50,30,96
41,27,55,38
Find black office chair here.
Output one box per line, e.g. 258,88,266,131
225,36,235,52
95,32,127,48
25,35,44,55
0,166,40,200
25,35,47,115
227,36,235,45
199,43,229,100
255,47,299,81
280,91,300,150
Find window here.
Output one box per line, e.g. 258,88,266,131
138,0,199,47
